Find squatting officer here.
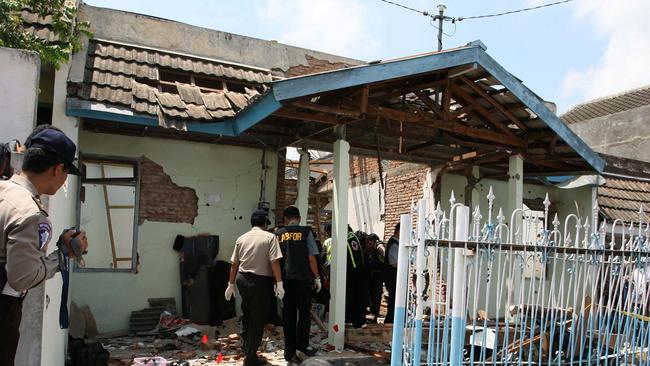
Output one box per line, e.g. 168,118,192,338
275,206,320,363
0,126,88,365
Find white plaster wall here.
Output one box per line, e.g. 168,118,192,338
71,132,278,332
0,47,39,142
42,61,81,366
348,179,385,239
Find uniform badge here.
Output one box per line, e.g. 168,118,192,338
38,223,52,249
351,240,359,251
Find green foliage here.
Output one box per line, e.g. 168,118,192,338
0,0,92,68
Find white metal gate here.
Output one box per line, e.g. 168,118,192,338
391,189,650,365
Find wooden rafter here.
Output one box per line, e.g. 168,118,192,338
364,105,525,147
450,83,522,141
458,75,529,131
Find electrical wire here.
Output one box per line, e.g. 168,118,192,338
378,0,430,17
457,0,573,21
430,18,457,37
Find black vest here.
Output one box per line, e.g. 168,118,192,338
276,225,312,281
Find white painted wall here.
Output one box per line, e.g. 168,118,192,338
348,179,385,239
71,131,278,332
0,47,46,366
43,61,81,366
0,47,39,143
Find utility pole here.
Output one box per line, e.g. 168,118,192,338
435,4,446,51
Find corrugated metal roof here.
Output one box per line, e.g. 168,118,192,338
598,177,650,223
72,39,273,125
562,85,650,124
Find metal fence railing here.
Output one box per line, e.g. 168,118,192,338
391,190,650,365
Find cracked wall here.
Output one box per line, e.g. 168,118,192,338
72,131,277,332
139,158,198,225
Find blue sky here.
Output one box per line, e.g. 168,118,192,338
84,0,650,112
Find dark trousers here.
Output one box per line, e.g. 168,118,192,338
369,272,384,317
345,271,368,328
384,269,397,323
236,272,273,365
0,294,23,366
282,279,312,360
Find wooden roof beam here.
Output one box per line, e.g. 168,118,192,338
458,75,529,131
450,83,522,141
365,104,525,147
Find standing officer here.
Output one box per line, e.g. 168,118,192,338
275,206,320,363
364,233,383,322
345,226,367,328
1,126,88,365
225,209,283,366
384,223,400,323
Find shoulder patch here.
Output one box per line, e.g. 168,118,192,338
351,240,359,251
38,222,52,249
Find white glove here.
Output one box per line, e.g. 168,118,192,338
275,281,285,300
314,277,322,293
224,283,236,301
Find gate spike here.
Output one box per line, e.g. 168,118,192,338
486,186,495,203
450,190,456,206
497,208,505,224
543,193,551,210
552,213,560,230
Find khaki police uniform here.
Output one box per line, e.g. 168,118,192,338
1,175,61,365
230,226,282,365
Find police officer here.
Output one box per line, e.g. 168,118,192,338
225,209,283,366
275,206,320,363
384,223,400,323
364,233,383,322
345,226,367,328
0,126,88,365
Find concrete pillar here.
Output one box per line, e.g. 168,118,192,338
41,61,80,366
328,132,349,350
505,154,523,317
507,155,524,231
470,166,480,210
295,149,310,225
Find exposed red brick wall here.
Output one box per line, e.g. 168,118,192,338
139,158,198,225
349,156,380,178
285,55,352,77
383,165,427,239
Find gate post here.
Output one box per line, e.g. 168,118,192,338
451,205,469,366
413,199,428,364
391,213,412,366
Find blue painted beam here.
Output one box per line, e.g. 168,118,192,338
66,107,159,128
475,51,606,173
230,93,282,135
67,105,237,136
272,47,482,101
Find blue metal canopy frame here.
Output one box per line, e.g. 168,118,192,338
66,40,605,172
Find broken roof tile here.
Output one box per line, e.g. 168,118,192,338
202,92,231,110
225,92,249,111
155,91,185,109
132,82,157,103
185,104,213,120
176,83,204,106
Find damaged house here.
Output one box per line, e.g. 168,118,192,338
4,2,650,365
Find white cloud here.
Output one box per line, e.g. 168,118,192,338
258,0,379,58
561,0,650,105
